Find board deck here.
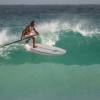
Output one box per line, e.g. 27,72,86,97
25,43,66,55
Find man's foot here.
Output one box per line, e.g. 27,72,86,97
33,46,37,48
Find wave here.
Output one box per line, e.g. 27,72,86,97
0,19,100,61
0,19,99,46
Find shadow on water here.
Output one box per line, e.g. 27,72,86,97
0,32,100,66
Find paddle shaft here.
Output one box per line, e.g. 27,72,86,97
0,35,36,48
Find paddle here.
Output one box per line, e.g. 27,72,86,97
0,35,36,48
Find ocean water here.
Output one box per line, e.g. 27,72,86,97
0,5,100,100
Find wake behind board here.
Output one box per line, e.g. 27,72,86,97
25,43,66,55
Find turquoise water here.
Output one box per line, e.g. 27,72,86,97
0,5,100,100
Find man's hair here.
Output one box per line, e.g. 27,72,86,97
30,20,35,26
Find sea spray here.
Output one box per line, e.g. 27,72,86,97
0,28,18,58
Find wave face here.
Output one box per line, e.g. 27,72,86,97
0,5,100,100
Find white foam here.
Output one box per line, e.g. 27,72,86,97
0,28,18,58
0,28,17,45
37,20,60,46
62,20,100,37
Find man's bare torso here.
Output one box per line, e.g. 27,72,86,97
23,26,33,36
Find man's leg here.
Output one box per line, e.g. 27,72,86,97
32,36,37,48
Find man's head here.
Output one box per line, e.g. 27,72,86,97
30,20,35,27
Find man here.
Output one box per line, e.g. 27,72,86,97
21,20,39,48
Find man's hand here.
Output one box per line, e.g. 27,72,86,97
36,32,39,35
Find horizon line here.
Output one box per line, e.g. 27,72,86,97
0,4,100,5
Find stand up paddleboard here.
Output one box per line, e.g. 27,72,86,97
0,36,66,56
25,43,66,55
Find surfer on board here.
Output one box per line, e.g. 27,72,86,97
21,20,39,48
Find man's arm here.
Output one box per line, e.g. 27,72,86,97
33,27,39,35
